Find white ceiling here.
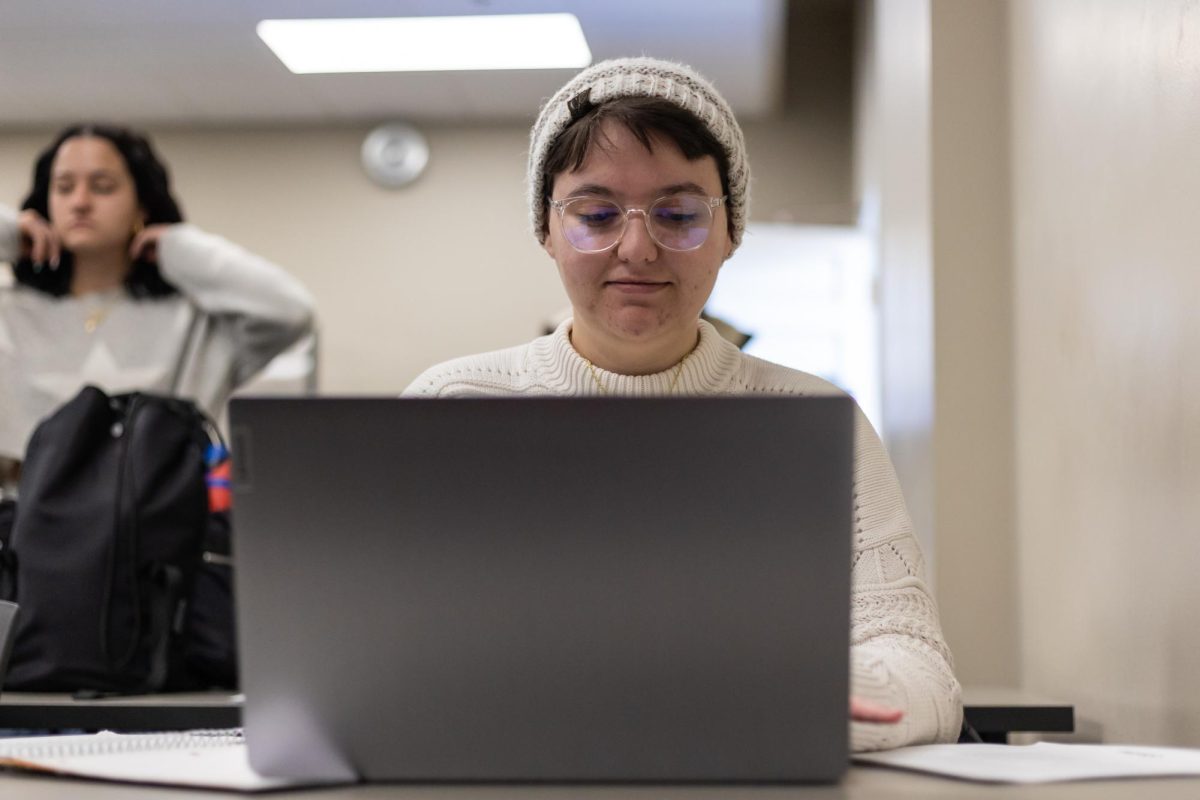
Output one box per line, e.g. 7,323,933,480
0,0,786,128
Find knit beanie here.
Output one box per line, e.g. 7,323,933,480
528,57,750,250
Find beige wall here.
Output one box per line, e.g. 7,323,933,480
856,0,1019,688
876,0,1200,741
929,0,1018,687
855,0,938,583
748,0,857,226
1010,0,1200,745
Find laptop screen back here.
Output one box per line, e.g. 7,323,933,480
231,396,853,783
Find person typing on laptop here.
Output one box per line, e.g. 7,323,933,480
405,57,962,753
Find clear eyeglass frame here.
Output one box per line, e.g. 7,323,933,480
548,194,728,254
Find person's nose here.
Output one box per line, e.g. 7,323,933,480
615,209,658,264
68,185,93,212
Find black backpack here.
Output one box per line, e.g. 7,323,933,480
0,385,237,693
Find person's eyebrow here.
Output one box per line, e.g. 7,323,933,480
560,183,616,198
561,181,714,199
52,168,120,181
659,182,711,196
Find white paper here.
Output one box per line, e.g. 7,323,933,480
0,730,344,792
856,742,1200,784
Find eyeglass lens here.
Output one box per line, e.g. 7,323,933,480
560,195,715,252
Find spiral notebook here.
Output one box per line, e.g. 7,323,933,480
0,729,348,792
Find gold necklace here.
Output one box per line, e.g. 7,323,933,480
581,350,692,396
83,302,117,334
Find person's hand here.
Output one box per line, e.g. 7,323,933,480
129,223,173,264
851,695,904,724
18,209,61,268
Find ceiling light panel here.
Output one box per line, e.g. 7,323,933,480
257,14,592,74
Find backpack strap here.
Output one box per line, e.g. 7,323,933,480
140,564,184,693
0,600,18,686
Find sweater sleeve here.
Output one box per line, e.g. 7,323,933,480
846,407,963,752
156,224,315,386
0,205,20,263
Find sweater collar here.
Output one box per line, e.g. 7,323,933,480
530,317,744,396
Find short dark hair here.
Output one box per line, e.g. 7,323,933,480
540,95,733,240
14,124,184,298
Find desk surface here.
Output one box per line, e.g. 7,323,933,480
1,768,1199,799
0,690,1168,799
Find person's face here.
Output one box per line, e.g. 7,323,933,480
47,136,142,258
544,121,731,360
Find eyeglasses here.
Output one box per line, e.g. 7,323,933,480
549,193,727,253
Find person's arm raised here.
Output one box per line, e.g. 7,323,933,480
143,223,315,386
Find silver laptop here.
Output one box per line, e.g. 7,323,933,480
229,396,853,783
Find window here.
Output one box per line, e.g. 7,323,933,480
707,223,881,432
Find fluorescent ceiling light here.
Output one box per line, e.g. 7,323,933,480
257,14,592,74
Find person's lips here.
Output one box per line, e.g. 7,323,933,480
605,279,670,293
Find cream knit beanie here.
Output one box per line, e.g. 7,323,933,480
528,57,749,250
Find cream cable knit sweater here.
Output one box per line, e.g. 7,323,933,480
405,319,963,752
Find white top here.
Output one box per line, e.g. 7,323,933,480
406,319,964,752
0,204,314,463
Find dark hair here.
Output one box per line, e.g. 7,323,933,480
14,124,184,298
541,94,733,240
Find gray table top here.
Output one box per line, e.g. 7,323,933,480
1,767,1199,799
0,686,1098,796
